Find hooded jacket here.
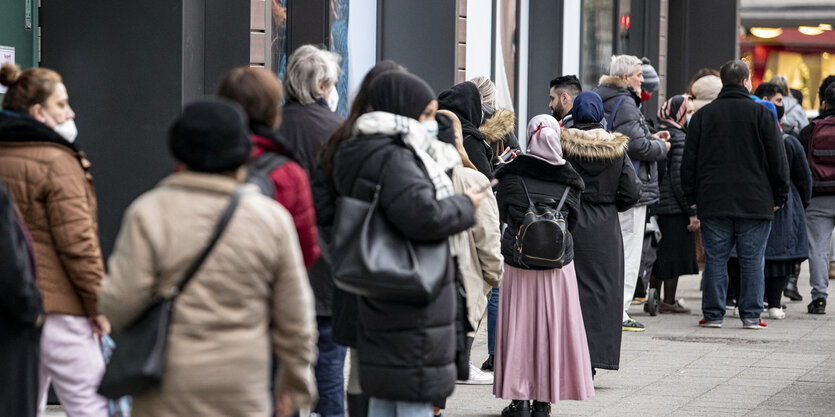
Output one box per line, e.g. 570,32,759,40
561,126,641,211
480,106,518,167
0,111,103,318
682,85,790,219
781,95,809,138
595,76,667,206
439,83,494,180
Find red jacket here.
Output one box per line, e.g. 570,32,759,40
251,133,320,268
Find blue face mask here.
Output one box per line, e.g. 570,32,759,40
421,120,439,138
686,115,692,126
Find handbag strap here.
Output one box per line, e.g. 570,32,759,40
172,187,242,297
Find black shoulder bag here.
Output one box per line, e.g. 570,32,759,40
98,187,242,399
513,179,571,269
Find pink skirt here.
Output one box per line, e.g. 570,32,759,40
493,262,595,404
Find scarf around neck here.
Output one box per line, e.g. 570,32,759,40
353,111,469,259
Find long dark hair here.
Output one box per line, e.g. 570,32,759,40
318,60,405,190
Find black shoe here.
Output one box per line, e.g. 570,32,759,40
784,275,803,301
481,354,494,372
502,400,531,417
808,298,826,314
347,393,369,417
532,401,551,417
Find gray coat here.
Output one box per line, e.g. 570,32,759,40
781,95,809,138
595,76,667,206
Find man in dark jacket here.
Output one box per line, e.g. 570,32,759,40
278,44,347,416
595,55,670,332
549,75,582,128
797,82,835,314
682,59,790,329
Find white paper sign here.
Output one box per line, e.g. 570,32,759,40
0,46,16,94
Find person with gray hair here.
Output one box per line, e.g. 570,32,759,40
770,74,809,137
275,44,348,417
595,54,671,333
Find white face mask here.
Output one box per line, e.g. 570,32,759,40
327,87,339,112
44,112,79,143
420,120,439,138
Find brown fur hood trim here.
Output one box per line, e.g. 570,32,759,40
598,75,628,90
479,108,515,143
560,127,629,161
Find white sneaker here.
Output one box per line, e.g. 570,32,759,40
768,307,786,319
457,362,494,385
728,306,739,318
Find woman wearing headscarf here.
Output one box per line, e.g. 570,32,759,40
493,115,593,417
727,100,811,320
331,71,486,416
439,81,495,180
650,95,699,314
560,92,640,375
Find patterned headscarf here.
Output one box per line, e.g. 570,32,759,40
525,114,566,166
658,94,689,129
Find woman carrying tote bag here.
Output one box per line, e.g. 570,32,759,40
331,71,486,417
99,98,317,417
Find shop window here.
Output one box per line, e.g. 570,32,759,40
581,0,614,91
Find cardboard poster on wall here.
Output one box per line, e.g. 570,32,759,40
0,46,15,94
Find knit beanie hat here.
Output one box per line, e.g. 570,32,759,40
691,75,722,112
641,57,659,92
169,97,253,173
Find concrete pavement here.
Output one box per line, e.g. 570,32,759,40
445,264,835,416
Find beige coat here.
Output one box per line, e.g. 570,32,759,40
99,172,317,417
452,166,503,332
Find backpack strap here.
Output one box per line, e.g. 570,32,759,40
519,177,535,207
607,96,627,133
555,187,571,213
247,152,291,197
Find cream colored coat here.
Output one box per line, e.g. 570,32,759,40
99,172,317,417
452,166,503,333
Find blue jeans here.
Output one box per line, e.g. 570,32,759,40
487,287,499,355
314,316,348,417
368,398,432,417
701,218,772,321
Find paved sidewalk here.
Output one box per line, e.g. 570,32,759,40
446,264,835,416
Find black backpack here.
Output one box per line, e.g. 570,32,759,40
513,178,571,269
246,152,291,198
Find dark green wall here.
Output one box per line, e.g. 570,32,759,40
0,0,39,101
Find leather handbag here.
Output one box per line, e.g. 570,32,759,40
330,158,449,305
97,187,242,399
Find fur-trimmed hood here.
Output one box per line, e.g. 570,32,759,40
598,75,628,90
479,108,515,143
560,127,629,161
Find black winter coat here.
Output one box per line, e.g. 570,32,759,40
682,85,790,219
656,124,696,216
764,134,812,261
0,183,42,417
561,126,639,370
595,76,667,207
332,133,475,403
278,99,344,316
797,109,835,197
495,155,585,270
439,83,495,180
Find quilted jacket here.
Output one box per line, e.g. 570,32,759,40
0,110,103,317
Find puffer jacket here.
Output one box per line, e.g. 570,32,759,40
495,155,585,270
0,110,103,318
100,173,317,416
332,132,475,403
595,76,667,206
656,124,696,217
